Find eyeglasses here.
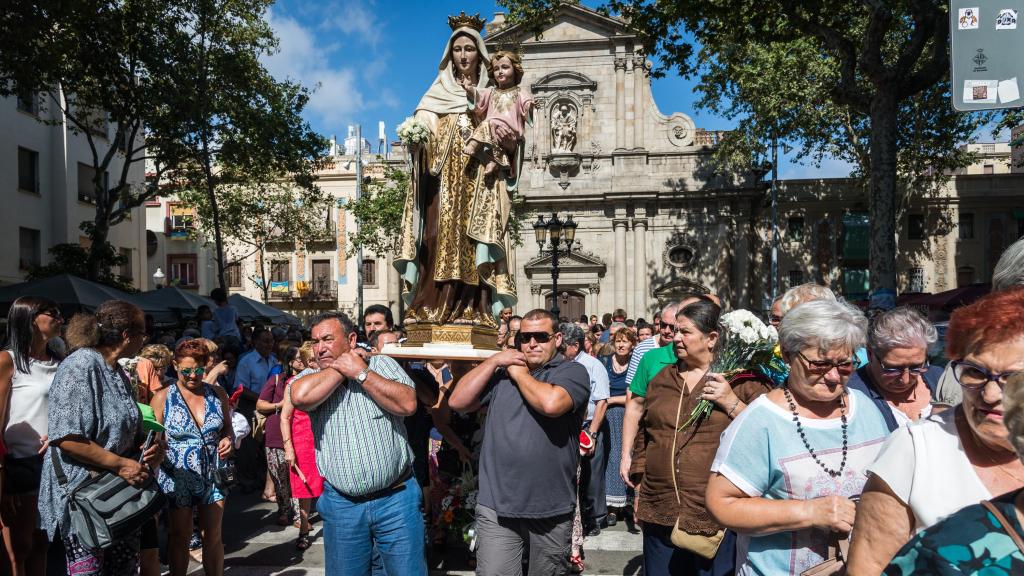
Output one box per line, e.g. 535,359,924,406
877,359,930,376
179,366,206,377
951,360,1023,391
769,315,783,324
518,332,554,344
38,309,63,321
128,329,149,343
795,351,856,375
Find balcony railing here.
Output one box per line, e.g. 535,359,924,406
266,279,338,302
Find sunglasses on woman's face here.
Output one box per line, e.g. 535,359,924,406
179,367,206,377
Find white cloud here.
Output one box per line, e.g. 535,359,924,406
264,11,366,129
321,1,383,46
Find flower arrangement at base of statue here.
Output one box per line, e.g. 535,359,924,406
397,117,430,146
680,310,779,430
438,464,478,549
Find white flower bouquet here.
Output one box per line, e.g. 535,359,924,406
397,116,430,145
680,309,778,430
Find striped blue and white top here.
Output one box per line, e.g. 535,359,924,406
305,354,415,497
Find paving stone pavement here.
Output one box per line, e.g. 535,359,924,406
209,492,644,575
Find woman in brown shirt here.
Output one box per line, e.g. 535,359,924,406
630,300,771,576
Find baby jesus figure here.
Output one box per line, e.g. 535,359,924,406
461,50,535,177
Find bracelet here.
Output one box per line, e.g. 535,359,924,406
727,398,741,418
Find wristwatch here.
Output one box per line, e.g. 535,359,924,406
355,367,370,383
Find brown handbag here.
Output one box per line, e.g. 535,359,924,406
668,370,724,558
799,533,850,576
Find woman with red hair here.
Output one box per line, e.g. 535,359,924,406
152,339,234,576
847,288,1024,574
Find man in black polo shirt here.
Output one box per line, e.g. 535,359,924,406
450,309,591,575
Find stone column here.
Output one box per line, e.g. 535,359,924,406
614,57,627,150
633,54,646,149
588,283,601,316
613,219,628,311
632,218,648,318
531,285,544,312
625,58,635,149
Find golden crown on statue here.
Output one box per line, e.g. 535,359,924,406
448,11,486,32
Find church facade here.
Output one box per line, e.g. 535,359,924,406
486,5,764,319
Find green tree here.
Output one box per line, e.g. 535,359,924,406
346,163,411,256
0,0,324,289
0,0,185,281
500,0,989,298
154,0,326,291
179,181,332,302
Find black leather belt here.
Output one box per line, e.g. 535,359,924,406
342,467,412,502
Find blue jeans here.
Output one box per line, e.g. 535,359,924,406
318,477,426,576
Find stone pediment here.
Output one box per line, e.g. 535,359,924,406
524,250,607,278
531,71,597,93
486,4,630,46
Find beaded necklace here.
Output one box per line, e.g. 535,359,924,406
783,385,849,478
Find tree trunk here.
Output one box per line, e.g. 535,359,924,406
84,173,113,281
867,91,899,304
202,138,228,292
257,248,269,302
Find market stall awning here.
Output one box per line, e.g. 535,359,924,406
228,294,302,326
0,274,174,322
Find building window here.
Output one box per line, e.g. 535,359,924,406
119,248,133,281
957,266,975,287
788,270,804,288
18,147,39,193
787,217,805,242
270,260,290,283
959,213,975,240
983,164,994,175
167,203,194,238
18,228,40,270
362,258,377,287
168,255,198,287
226,263,242,288
16,90,38,116
907,214,926,240
77,163,107,204
908,267,925,293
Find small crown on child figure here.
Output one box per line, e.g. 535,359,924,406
449,11,486,32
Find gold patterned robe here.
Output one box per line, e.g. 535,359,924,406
395,109,517,327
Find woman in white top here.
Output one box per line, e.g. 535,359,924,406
847,287,1024,574
0,296,64,576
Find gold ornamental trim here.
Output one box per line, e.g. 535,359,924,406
405,323,498,350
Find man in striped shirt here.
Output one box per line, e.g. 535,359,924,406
291,311,425,576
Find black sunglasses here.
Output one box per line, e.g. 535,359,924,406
518,332,554,345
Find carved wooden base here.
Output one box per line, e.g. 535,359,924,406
403,323,498,349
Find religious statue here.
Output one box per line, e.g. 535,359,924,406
551,103,577,153
394,12,518,346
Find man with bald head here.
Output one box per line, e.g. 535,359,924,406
618,293,713,490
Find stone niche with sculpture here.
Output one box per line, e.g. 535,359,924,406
529,71,597,189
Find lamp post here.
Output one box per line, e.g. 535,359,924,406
533,213,578,317
153,268,165,290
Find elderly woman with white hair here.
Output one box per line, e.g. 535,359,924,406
885,372,1024,573
846,307,945,431
705,299,890,575
846,287,1024,574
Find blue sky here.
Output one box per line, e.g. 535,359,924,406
262,0,856,178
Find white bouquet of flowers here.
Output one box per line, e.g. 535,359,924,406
681,309,778,430
397,116,430,145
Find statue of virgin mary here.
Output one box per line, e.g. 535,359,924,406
394,12,517,340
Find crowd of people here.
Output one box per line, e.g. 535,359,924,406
0,237,1021,576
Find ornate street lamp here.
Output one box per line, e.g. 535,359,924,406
152,268,165,289
533,213,578,317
